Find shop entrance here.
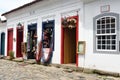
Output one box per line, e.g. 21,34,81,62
61,16,78,65
16,27,23,57
27,23,37,59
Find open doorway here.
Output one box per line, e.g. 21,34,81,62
64,28,76,64
27,23,37,59
61,16,78,65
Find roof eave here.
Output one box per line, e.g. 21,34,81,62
81,0,96,3
2,0,43,16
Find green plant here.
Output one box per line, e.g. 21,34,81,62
9,50,14,60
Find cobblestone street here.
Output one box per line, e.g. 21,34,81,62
0,59,119,80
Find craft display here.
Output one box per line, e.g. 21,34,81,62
27,24,37,59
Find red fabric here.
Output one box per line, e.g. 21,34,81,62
36,40,52,63
36,41,42,62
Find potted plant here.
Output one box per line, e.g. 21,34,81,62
9,50,14,60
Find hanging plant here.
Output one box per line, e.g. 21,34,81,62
62,17,77,29
62,18,68,28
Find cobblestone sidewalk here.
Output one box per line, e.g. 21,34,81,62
0,59,119,80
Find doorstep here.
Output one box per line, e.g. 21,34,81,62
12,57,23,62
0,55,4,59
24,59,36,64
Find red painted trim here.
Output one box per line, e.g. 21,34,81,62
16,27,18,57
76,15,79,67
8,28,13,31
61,18,64,64
16,26,24,57
61,15,79,66
7,28,13,56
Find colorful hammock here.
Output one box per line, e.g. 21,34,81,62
36,41,42,62
36,34,53,64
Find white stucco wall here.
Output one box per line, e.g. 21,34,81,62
83,0,120,73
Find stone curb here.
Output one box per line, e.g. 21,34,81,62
50,64,120,77
93,69,120,77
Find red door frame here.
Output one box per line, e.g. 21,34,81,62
61,15,79,66
16,26,24,57
7,28,13,56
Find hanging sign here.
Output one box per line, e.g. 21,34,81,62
77,41,86,54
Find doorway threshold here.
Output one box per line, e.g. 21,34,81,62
62,63,76,67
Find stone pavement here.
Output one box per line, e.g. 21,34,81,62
0,59,119,80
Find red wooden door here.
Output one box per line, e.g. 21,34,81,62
16,27,23,57
7,29,13,56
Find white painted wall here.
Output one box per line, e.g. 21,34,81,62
4,0,83,64
83,0,120,73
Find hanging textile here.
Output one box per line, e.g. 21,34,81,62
41,31,54,64
37,20,54,64
36,40,43,62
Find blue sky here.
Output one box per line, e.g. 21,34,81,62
0,0,34,15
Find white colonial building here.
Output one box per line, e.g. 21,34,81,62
0,0,120,73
